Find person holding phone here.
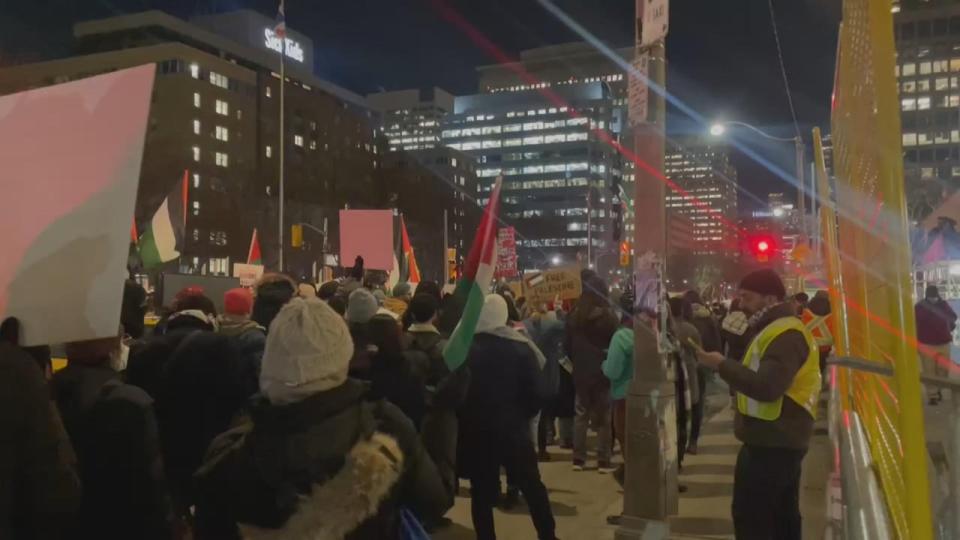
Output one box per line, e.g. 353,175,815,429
694,269,821,540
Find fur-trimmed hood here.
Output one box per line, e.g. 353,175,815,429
239,431,404,540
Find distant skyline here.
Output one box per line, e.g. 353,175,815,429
0,0,841,209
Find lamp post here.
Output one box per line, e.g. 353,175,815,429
709,121,806,239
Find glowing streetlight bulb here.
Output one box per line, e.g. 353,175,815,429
709,123,726,137
551,255,561,266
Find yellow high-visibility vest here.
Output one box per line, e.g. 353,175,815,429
801,309,834,349
737,316,822,420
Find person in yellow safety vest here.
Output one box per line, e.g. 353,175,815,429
801,291,834,374
695,269,821,540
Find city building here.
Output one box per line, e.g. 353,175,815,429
376,147,481,281
441,82,624,272
664,141,739,257
0,9,379,278
894,0,960,217
367,87,455,152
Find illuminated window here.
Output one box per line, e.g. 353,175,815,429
266,86,272,98
265,145,273,158
568,117,588,126
523,135,543,145
193,119,201,135
504,124,522,132
215,100,229,116
215,152,228,167
482,140,501,149
936,77,949,90
545,134,566,144
902,98,917,111
310,140,317,150
481,126,501,135
461,141,481,150
209,72,228,88
193,92,201,108
215,126,229,141
567,132,588,142
918,96,931,110
192,173,200,188
190,63,200,79
920,61,932,75
192,201,200,216
294,135,304,147
902,63,916,76
192,146,200,162
504,138,522,147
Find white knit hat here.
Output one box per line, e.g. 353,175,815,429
260,297,355,405
476,294,509,333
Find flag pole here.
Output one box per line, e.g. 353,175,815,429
277,1,286,273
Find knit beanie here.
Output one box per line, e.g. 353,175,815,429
372,289,387,306
346,288,379,324
392,282,412,298
260,298,354,405
224,287,253,316
739,269,787,300
477,294,509,333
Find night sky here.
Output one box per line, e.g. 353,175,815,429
0,0,841,209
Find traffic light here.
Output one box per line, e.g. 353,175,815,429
291,224,303,248
748,234,776,262
619,241,630,267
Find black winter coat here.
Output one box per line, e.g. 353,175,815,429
565,305,619,405
194,379,449,540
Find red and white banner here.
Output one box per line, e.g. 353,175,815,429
495,227,518,279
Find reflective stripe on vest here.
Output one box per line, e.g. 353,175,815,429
736,317,822,421
804,314,834,348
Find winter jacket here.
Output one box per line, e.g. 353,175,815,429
602,327,634,400
126,318,210,400
717,303,814,449
219,316,267,376
194,379,449,540
0,343,81,540
51,362,173,539
565,303,619,405
690,303,722,353
672,320,702,407
156,331,258,513
916,299,957,346
458,333,546,470
366,349,429,429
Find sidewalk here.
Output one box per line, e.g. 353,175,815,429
434,394,831,539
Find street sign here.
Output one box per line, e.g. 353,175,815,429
495,227,519,279
627,52,649,127
638,0,669,47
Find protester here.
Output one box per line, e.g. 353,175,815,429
365,313,428,428
328,295,347,316
668,296,702,468
524,303,567,461
336,256,365,299
721,298,750,363
402,293,470,516
195,298,449,539
385,282,413,321
566,276,619,472
317,280,340,301
346,288,380,378
0,332,81,540
601,289,636,485
458,295,556,540
915,284,957,404
695,269,821,539
251,273,298,331
219,287,267,376
52,335,174,539
793,292,810,317
122,278,148,339
681,291,714,455
801,291,834,375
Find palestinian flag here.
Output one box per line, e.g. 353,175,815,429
399,216,420,283
442,177,502,371
140,170,187,269
247,228,262,265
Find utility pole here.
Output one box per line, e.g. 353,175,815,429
617,35,675,540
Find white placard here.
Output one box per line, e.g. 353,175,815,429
233,263,265,288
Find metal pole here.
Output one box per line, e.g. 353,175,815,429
443,209,449,284
278,26,286,273
587,190,593,268
795,136,805,241
616,39,674,540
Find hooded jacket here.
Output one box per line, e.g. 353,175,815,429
565,301,619,404
915,298,957,346
717,303,814,449
194,379,448,539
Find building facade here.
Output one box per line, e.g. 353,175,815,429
0,9,379,278
664,141,739,257
377,147,481,282
894,0,960,218
441,82,624,272
367,87,455,152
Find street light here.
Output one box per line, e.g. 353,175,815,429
551,255,562,266
709,120,807,240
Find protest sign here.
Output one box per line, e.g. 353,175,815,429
523,267,582,305
233,263,265,288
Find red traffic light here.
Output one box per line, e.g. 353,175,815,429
757,240,770,253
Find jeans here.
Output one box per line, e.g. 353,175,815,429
573,392,612,464
468,435,556,540
732,445,806,540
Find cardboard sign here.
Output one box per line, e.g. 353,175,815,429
523,267,582,305
232,263,264,288
495,227,519,279
0,66,154,346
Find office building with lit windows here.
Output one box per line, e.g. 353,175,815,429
894,0,960,215
367,87,455,152
441,82,623,271
0,9,379,276
664,142,739,257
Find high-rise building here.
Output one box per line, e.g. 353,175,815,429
0,9,379,277
441,82,623,271
377,147,481,281
367,87,455,152
894,0,960,216
664,141,739,257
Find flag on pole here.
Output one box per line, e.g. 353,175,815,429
140,170,188,269
442,177,503,371
130,217,139,245
274,0,287,38
400,216,421,283
247,228,262,265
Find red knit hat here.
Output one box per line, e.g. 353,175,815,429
224,287,253,316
